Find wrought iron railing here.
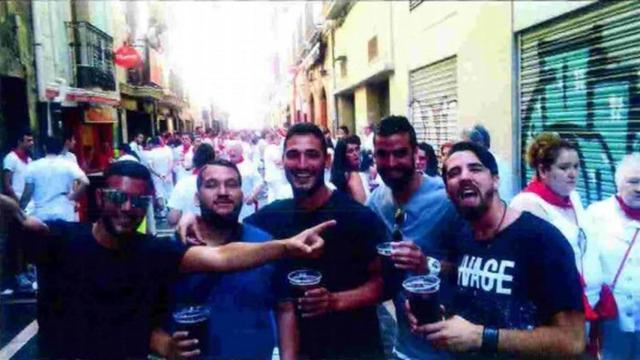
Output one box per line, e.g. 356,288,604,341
66,21,116,91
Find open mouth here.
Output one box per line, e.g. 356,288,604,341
458,185,480,204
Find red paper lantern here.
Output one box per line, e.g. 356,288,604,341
114,44,142,68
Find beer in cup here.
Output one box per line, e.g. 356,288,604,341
403,275,442,325
172,305,210,357
287,269,322,300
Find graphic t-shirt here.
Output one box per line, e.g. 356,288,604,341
448,212,583,357
170,224,276,360
28,221,187,360
245,191,388,359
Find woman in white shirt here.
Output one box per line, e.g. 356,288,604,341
511,133,604,323
586,153,640,360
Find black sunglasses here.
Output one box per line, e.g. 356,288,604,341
102,189,152,209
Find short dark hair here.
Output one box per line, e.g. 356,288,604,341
284,122,327,155
44,137,63,155
442,141,498,181
343,134,361,147
103,160,154,193
192,143,215,169
196,159,242,189
338,125,350,135
63,130,75,142
375,115,417,148
15,129,33,146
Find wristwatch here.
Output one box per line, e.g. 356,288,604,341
427,256,441,276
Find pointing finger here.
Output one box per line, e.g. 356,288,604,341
308,220,336,235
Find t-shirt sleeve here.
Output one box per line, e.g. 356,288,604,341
3,154,16,172
153,236,189,281
530,224,584,321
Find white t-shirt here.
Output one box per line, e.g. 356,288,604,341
146,146,174,178
237,159,263,221
3,151,31,198
167,174,200,215
129,141,143,159
60,151,78,165
116,154,140,162
25,156,88,221
263,143,285,183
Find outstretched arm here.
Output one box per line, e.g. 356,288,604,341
0,193,49,235
178,220,335,273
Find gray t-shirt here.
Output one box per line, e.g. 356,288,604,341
367,175,460,360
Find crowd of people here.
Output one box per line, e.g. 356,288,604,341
0,115,638,360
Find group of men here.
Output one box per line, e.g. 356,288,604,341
0,116,587,359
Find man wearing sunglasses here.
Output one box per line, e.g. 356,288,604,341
0,160,332,360
366,115,460,360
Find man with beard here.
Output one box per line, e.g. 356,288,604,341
409,141,585,358
0,160,331,360
366,115,459,359
243,123,388,359
163,159,280,359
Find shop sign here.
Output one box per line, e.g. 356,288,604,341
84,106,116,124
114,44,142,69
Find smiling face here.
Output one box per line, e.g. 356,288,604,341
283,134,327,196
374,133,416,191
197,164,243,221
539,148,579,197
444,150,498,220
415,148,427,174
99,175,152,236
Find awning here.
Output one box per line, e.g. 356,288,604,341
119,82,163,100
45,85,120,106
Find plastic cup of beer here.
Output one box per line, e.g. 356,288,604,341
287,269,322,300
172,305,210,357
403,275,442,325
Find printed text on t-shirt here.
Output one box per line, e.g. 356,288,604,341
458,255,515,295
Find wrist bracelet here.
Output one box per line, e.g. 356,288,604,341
481,327,499,353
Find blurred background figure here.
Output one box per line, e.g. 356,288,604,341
415,142,439,178
330,135,368,204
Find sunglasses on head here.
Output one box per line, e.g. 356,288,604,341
102,189,152,209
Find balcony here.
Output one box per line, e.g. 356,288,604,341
66,21,116,91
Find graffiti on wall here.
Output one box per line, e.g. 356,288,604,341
521,22,640,204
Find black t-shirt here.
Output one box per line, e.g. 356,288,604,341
27,221,186,360
245,191,388,359
448,212,583,332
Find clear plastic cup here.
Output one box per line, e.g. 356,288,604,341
403,275,442,324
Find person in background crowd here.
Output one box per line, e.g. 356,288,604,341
226,141,264,221
97,141,114,170
440,141,454,161
174,133,194,182
146,136,175,213
410,141,585,358
165,159,283,360
361,123,375,153
330,135,369,204
1,129,35,295
263,131,292,203
337,125,350,141
0,160,331,360
116,144,140,162
323,127,335,151
366,115,459,360
416,142,440,178
167,143,216,227
20,137,89,222
129,133,145,160
510,132,604,340
586,153,640,360
60,131,78,165
462,124,515,202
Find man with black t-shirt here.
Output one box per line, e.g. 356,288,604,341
0,160,331,360
244,123,388,360
409,142,585,358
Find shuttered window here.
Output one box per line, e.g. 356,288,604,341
518,1,640,204
409,56,458,154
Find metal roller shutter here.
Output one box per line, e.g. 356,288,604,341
518,1,640,205
409,56,458,155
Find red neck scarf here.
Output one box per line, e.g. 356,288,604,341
616,195,640,221
13,149,29,164
182,144,191,154
523,178,573,208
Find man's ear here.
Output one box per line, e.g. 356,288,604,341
194,192,201,208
